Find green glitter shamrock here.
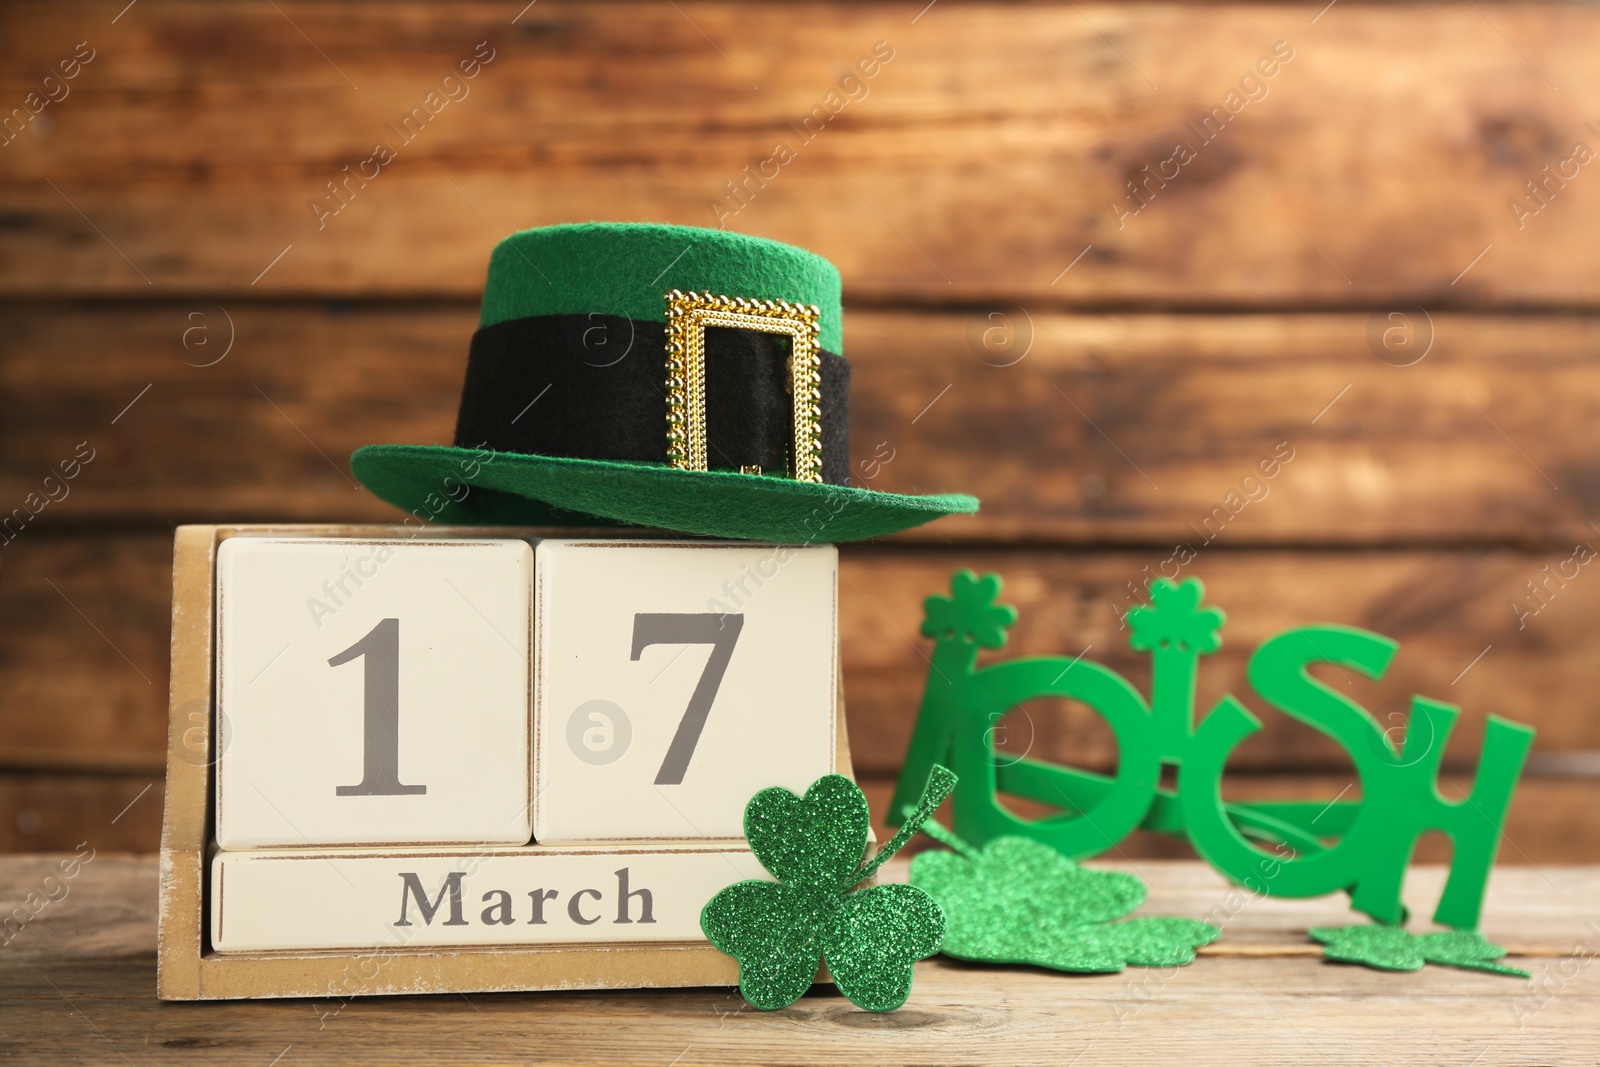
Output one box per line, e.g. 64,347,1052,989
701,766,957,1012
1126,577,1225,655
1310,924,1529,977
920,570,1018,650
911,820,1219,972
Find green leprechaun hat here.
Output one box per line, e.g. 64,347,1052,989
351,223,979,542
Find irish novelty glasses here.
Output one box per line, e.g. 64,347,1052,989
889,572,1534,931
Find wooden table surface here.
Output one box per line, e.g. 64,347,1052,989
2,856,1595,1066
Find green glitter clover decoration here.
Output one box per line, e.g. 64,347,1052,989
1311,924,1529,978
911,820,1219,972
701,766,958,1012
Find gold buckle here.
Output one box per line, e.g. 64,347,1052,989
663,289,823,483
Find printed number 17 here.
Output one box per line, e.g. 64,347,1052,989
631,613,744,785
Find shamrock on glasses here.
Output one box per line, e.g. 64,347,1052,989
700,766,957,1012
921,570,1017,650
1126,577,1225,655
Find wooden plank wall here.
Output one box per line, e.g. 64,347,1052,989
2,1,1598,859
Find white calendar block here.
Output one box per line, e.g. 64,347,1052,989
533,540,837,842
215,537,533,849
209,843,769,952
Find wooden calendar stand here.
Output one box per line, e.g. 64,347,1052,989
157,524,860,1001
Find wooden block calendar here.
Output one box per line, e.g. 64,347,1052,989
157,524,859,1001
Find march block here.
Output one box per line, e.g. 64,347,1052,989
209,843,769,952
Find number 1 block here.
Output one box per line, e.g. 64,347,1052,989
215,538,533,849
533,540,838,842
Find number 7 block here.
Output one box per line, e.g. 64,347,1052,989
533,540,838,842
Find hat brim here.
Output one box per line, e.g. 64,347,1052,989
351,444,979,543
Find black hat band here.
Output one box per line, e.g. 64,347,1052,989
452,313,852,485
